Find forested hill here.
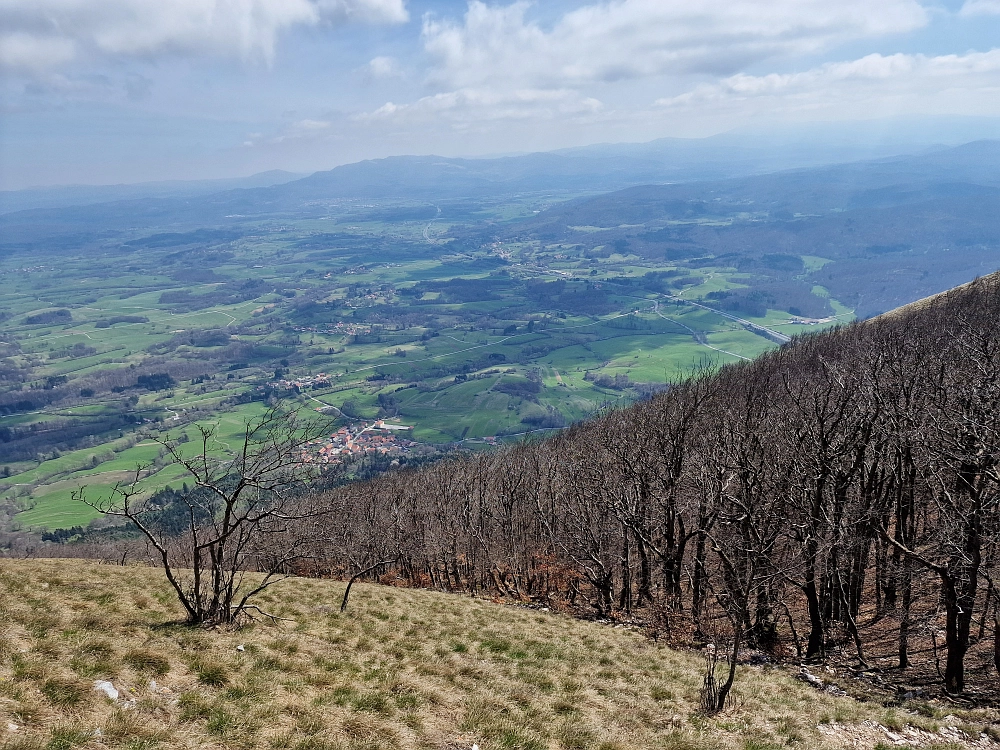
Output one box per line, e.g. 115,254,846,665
480,140,1000,319
308,271,1000,700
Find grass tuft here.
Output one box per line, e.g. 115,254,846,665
123,649,170,676
40,678,86,708
0,739,46,750
43,726,92,750
194,661,229,687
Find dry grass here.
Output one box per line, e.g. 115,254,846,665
0,559,981,750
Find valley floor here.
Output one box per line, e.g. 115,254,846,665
0,559,996,750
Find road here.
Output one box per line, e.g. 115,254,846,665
661,293,791,343
651,301,751,361
423,205,443,243
304,393,342,416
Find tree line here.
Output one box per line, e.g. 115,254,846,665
301,273,1000,701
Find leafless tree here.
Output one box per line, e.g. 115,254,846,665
78,405,329,626
269,272,1000,698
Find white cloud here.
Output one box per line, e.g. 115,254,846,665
361,87,603,127
0,0,408,74
366,55,400,79
293,118,332,130
0,32,75,72
363,46,1000,142
364,0,927,133
960,0,1000,15
244,117,335,147
422,0,928,90
654,50,1000,118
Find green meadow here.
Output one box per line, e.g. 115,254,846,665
0,198,849,529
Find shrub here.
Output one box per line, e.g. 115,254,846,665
24,309,71,326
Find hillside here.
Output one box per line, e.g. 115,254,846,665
301,271,1000,700
486,140,1000,318
4,140,999,241
1,559,997,750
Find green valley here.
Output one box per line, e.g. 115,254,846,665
0,193,849,530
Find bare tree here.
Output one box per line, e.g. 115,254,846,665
77,405,329,626
276,272,1000,698
880,294,1000,693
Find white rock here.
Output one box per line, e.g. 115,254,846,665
7,722,19,732
236,644,245,652
148,679,157,691
798,667,824,688
94,680,119,701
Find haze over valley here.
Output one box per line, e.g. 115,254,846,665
3,1,1000,747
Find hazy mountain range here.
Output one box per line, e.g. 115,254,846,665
2,130,999,320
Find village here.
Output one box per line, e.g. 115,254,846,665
300,419,416,465
272,372,334,391
289,321,376,335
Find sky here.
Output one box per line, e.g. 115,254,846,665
1,0,1000,189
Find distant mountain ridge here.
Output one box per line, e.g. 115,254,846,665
469,139,1000,319
512,140,1000,228
7,123,999,219
2,140,1000,314
0,170,306,215
263,136,1000,203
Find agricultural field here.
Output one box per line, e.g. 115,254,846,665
0,194,850,530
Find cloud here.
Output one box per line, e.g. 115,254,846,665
361,87,603,128
654,50,1000,118
316,0,407,24
243,117,334,147
0,0,409,74
372,0,927,133
364,46,1000,141
292,118,332,131
422,0,928,90
0,32,75,72
365,55,400,79
959,0,1000,15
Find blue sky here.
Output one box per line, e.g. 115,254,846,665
1,0,999,189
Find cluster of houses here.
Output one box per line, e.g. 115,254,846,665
290,322,375,335
787,315,835,326
342,292,391,309
488,241,512,261
4,265,52,275
273,372,333,391
300,420,416,465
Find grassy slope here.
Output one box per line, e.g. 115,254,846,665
0,559,968,750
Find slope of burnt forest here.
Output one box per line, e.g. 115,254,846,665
300,271,1000,702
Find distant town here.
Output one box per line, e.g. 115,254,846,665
301,420,416,465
